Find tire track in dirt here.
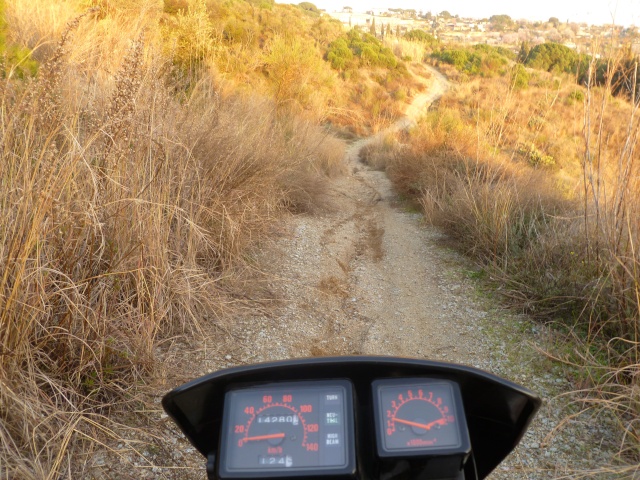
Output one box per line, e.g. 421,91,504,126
229,65,467,363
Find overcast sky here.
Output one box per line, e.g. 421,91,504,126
301,0,639,26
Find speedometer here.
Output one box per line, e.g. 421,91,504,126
219,380,355,478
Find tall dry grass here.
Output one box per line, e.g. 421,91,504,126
383,36,428,63
0,7,345,478
365,61,640,472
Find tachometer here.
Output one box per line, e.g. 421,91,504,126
219,380,354,478
372,379,471,478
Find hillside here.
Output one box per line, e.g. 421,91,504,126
1,1,639,478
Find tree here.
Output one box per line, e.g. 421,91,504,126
439,11,452,19
489,14,513,32
548,17,560,27
525,42,582,74
298,2,319,16
518,41,531,63
370,17,376,36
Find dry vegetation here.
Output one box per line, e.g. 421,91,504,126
365,50,640,474
0,0,353,477
158,0,424,134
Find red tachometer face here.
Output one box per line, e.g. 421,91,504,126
385,388,455,447
374,379,466,455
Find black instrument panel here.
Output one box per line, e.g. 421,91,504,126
162,356,541,480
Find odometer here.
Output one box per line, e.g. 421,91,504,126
219,380,354,478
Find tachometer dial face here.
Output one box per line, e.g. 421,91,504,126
373,379,469,456
219,380,354,477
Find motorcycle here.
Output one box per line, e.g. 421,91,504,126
162,356,541,480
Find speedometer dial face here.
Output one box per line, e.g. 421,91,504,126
219,380,354,478
373,379,469,457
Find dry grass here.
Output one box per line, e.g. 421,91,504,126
383,36,428,63
0,7,346,478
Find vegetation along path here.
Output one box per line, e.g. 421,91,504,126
121,67,620,479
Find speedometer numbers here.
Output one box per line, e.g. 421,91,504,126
219,380,354,478
373,379,471,478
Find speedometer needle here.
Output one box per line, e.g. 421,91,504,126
393,417,447,430
242,433,286,443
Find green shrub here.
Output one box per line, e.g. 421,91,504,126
518,144,555,168
297,2,320,16
326,29,399,70
404,29,437,46
432,45,510,77
568,89,584,103
525,42,584,74
327,37,353,69
0,0,38,78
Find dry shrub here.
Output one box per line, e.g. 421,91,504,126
359,133,401,171
0,11,343,477
386,145,567,265
383,36,427,63
5,0,162,64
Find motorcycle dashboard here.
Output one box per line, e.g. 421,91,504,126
162,356,541,480
218,378,470,479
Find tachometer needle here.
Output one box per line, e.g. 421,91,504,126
393,417,447,430
242,433,286,443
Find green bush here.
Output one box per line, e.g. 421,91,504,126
525,42,583,74
568,89,584,103
360,45,378,65
0,0,38,78
326,29,399,70
518,144,555,168
404,29,437,46
326,37,353,69
297,2,320,16
432,45,510,77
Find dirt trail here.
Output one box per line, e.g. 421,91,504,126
141,66,620,479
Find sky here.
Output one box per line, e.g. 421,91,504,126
303,0,639,26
